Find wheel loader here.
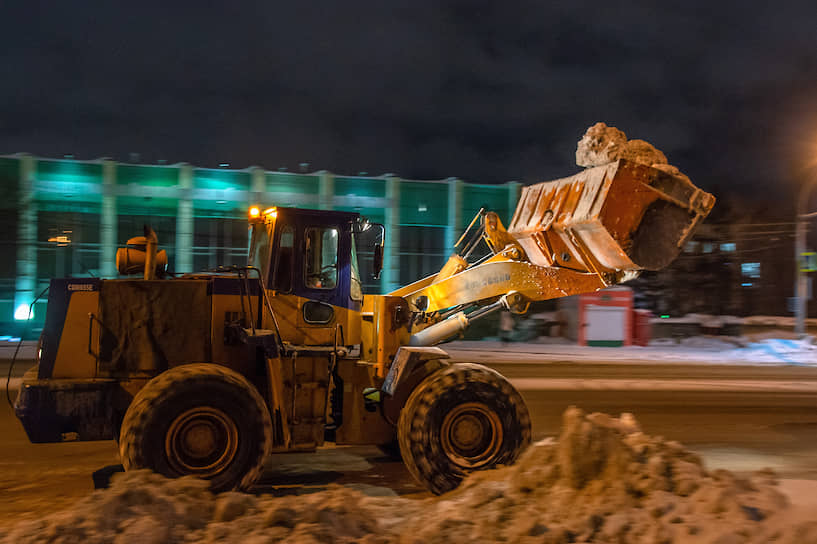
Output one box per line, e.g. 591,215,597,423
14,159,714,494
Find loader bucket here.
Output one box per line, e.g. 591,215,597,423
508,159,715,273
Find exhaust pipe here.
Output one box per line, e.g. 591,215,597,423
143,227,158,280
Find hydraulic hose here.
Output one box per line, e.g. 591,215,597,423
5,286,49,409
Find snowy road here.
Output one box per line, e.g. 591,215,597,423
2,344,817,525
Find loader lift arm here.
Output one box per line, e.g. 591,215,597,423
393,159,715,346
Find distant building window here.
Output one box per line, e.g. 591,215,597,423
720,243,736,252
741,262,761,278
703,242,714,253
684,241,699,253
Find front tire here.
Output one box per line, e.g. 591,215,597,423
119,364,272,492
397,363,531,494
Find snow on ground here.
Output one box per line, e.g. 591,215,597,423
651,336,817,365
447,335,817,366
724,337,817,365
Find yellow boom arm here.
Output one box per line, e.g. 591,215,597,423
393,159,714,344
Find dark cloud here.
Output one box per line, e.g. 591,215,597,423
2,1,817,210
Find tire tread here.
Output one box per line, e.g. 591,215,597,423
119,363,272,491
397,363,531,494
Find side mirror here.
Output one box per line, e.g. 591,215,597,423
372,243,384,280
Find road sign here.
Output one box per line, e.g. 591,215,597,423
801,252,817,273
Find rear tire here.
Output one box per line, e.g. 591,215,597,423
119,364,272,492
397,363,531,494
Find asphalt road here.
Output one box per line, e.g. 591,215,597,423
2,350,817,526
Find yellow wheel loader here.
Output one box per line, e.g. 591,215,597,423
14,159,713,494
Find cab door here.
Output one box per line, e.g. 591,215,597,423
267,213,352,346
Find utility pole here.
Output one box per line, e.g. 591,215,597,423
795,176,817,336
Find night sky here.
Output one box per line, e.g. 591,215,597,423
3,1,817,214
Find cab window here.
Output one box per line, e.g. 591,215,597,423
350,234,363,301
248,222,272,273
272,225,294,292
304,227,338,289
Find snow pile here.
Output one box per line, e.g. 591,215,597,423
0,471,402,544
423,408,817,543
576,122,691,184
4,408,817,543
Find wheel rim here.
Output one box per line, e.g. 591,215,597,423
165,406,239,477
440,402,503,469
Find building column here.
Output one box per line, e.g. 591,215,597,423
176,164,194,273
445,177,462,251
250,166,266,204
506,181,521,223
382,175,401,293
319,170,335,210
100,159,118,278
14,155,37,320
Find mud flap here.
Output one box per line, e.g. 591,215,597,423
380,346,450,424
381,346,450,396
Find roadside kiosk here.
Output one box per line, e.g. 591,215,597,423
578,287,634,347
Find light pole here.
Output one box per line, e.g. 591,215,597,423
795,176,817,336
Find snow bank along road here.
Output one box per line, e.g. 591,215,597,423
446,337,817,365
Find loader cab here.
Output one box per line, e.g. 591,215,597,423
248,207,365,328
